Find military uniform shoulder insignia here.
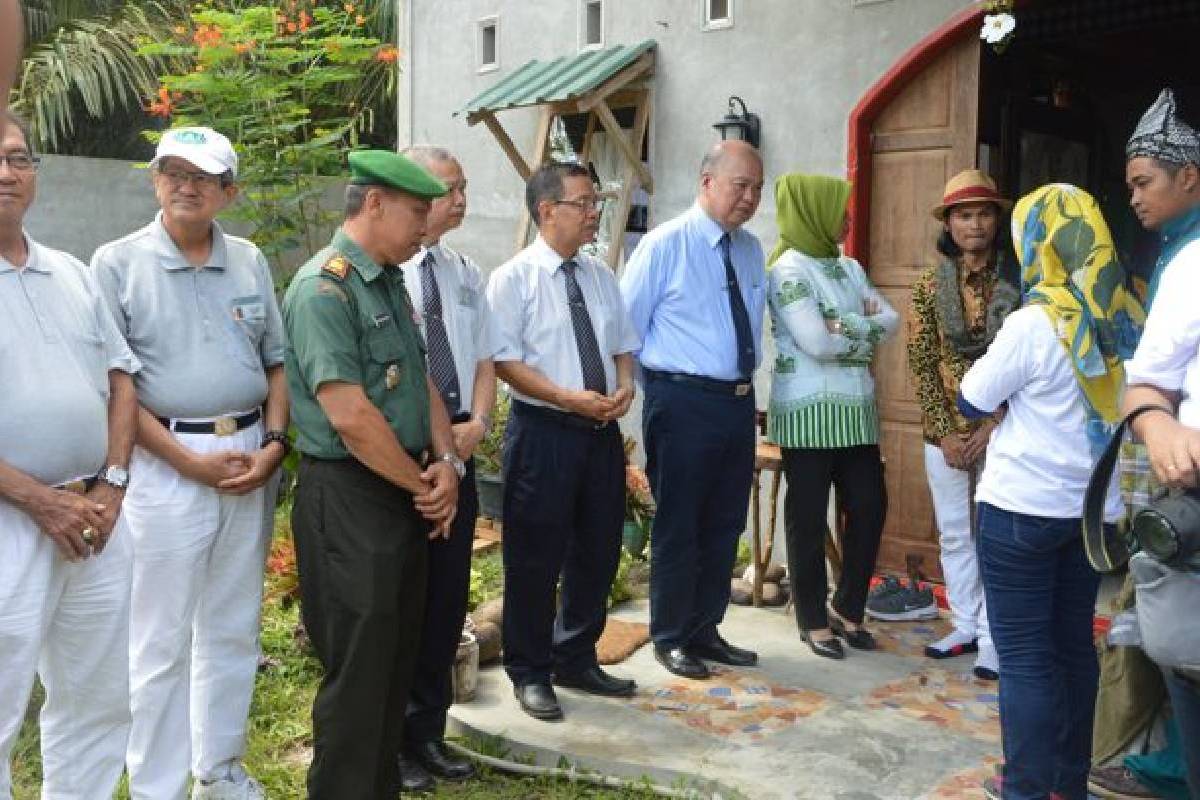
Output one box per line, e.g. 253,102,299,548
322,255,351,280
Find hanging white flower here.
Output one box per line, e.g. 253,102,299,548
980,13,1016,44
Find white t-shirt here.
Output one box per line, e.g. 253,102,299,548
1125,239,1200,427
960,305,1123,522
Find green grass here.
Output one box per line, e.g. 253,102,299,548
11,548,655,799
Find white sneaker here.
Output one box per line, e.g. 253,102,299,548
924,628,978,659
973,643,999,681
191,775,266,800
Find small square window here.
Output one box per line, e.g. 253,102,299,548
477,16,499,73
705,0,731,28
581,0,604,49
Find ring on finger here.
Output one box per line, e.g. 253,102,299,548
81,526,96,546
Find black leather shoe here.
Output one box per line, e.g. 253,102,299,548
829,616,877,650
554,665,637,697
408,739,476,782
687,635,758,667
397,753,436,794
801,630,845,660
514,683,564,721
654,646,710,679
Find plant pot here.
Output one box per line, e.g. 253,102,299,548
475,471,504,521
622,518,649,559
451,630,479,704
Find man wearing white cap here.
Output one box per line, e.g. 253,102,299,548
93,126,288,800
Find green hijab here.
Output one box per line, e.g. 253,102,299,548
769,173,852,265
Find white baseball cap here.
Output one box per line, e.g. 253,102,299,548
150,126,238,177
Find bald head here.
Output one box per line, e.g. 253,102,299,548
402,144,467,243
698,140,764,231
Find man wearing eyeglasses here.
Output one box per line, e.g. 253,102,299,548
92,126,287,800
0,111,141,800
485,161,639,722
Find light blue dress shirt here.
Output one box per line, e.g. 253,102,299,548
620,203,766,381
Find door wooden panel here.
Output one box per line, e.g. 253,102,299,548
867,37,980,581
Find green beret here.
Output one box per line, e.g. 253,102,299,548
348,149,447,199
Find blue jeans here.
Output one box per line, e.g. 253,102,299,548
1165,669,1200,797
976,503,1101,800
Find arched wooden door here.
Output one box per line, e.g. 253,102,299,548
860,36,981,580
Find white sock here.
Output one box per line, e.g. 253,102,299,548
928,628,976,654
975,643,999,674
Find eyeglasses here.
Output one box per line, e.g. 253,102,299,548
157,168,226,190
0,153,40,173
554,196,605,213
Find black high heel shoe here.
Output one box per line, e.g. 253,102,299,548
828,615,877,651
800,630,845,660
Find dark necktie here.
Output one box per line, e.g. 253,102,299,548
561,259,608,395
419,252,463,413
719,233,756,378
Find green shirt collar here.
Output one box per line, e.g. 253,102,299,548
332,228,384,283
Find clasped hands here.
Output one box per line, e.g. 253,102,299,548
561,385,635,422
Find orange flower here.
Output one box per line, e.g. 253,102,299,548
299,10,312,31
234,41,251,54
343,2,354,12
146,86,173,118
375,44,399,63
192,23,222,48
355,14,365,25
286,20,297,33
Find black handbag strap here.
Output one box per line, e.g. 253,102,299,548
1082,405,1174,573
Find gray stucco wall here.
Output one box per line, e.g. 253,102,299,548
402,0,975,271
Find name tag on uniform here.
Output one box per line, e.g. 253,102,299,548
459,286,479,308
372,312,392,329
231,297,266,322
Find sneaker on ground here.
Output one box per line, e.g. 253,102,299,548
973,642,999,681
925,628,978,659
1088,764,1158,799
191,775,266,800
865,577,938,621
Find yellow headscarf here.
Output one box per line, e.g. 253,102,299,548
1013,184,1145,453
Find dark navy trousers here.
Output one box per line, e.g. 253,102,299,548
403,459,478,745
643,374,756,650
501,402,624,687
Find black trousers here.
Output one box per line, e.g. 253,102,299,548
501,401,624,687
292,456,429,800
643,375,756,649
404,459,478,745
782,445,887,631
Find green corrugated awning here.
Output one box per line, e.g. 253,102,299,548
459,40,656,120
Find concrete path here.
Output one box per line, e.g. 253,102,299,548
449,599,1006,799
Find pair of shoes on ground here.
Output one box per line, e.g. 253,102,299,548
397,740,477,794
801,612,876,660
514,665,638,721
654,634,759,680
925,628,999,681
865,576,939,622
191,769,265,800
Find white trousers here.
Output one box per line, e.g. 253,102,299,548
124,424,269,800
924,443,991,650
0,500,132,800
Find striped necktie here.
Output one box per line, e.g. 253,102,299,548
419,251,463,414
719,233,756,378
561,259,608,395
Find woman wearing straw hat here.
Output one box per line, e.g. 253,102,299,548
899,169,1018,681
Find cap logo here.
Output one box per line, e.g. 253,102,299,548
173,130,208,145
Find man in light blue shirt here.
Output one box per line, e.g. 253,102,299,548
620,140,766,679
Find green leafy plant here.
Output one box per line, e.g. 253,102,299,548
475,389,511,477
138,2,398,271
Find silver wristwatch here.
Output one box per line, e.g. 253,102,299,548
98,465,130,490
439,452,467,479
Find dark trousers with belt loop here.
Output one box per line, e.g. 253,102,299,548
643,371,756,650
501,401,624,687
292,456,429,800
404,459,478,745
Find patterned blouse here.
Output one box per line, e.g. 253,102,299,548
906,262,1001,444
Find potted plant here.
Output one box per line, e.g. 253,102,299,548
622,436,655,559
474,389,510,521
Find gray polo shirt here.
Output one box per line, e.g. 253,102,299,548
0,235,140,486
92,213,285,419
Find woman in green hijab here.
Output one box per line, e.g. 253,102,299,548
767,173,897,659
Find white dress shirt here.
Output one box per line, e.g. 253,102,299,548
400,241,493,412
485,236,640,411
1125,239,1200,428
960,306,1123,522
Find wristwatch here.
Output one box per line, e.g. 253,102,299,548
98,465,130,490
262,429,291,454
439,452,467,479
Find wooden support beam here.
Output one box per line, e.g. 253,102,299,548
575,52,655,113
580,110,598,162
514,106,558,252
605,90,652,269
593,99,653,193
481,112,532,181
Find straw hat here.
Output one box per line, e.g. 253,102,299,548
931,169,1012,221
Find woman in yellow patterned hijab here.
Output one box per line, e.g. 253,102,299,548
1013,184,1145,454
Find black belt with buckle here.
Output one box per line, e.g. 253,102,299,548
56,476,98,495
645,369,753,397
513,400,613,432
158,408,262,435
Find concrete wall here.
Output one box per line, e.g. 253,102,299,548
402,0,975,271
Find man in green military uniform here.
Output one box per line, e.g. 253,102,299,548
282,150,463,800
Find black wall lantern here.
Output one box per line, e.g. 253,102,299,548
712,95,761,149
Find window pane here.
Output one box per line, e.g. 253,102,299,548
482,23,497,65
708,0,729,22
585,1,602,45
